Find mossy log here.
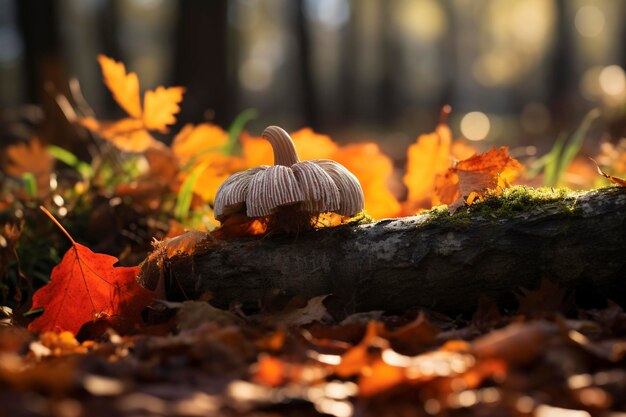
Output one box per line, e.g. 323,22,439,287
142,187,626,315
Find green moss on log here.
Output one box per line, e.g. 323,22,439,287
423,186,583,225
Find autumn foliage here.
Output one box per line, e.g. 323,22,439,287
1,54,626,416
28,208,154,335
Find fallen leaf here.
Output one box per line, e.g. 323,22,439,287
177,301,240,330
259,295,331,327
28,208,155,335
435,147,521,209
516,278,574,317
335,321,386,377
3,138,53,196
358,357,405,396
38,331,91,355
382,312,439,354
472,321,554,364
157,230,212,259
253,355,286,387
211,213,268,239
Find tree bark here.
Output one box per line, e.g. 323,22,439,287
143,187,626,315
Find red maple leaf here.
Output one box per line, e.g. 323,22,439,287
28,207,155,335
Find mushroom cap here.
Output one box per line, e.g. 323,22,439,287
246,165,305,217
310,159,364,216
213,126,365,222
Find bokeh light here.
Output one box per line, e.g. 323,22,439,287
599,65,626,96
575,5,605,38
460,112,490,141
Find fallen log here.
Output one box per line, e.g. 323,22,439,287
142,187,626,315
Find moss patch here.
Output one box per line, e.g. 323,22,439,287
422,186,582,225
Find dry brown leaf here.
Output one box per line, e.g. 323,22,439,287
591,158,626,186
3,138,53,195
177,301,240,330
517,278,574,317
258,295,331,327
472,321,554,364
435,147,522,210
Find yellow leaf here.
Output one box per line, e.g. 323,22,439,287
241,132,273,168
290,128,339,160
172,123,229,165
333,143,401,219
97,55,142,118
404,123,452,204
143,86,185,132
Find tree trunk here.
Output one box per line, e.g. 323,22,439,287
142,187,626,315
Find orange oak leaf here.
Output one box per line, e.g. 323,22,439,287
97,54,142,118
28,208,155,335
435,147,522,210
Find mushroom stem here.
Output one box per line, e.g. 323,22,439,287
263,126,300,166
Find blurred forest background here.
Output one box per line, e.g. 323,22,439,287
1,0,626,158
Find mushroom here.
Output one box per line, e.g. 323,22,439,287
214,126,364,231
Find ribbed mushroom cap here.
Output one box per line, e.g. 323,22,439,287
213,126,364,222
311,159,364,216
214,166,268,220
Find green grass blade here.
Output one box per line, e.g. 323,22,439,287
223,108,258,156
543,132,567,187
47,145,94,179
175,163,208,221
555,108,600,186
21,173,38,198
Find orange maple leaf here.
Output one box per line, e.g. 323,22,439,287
79,55,185,152
28,207,155,335
435,147,522,210
143,86,185,132
97,55,142,118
